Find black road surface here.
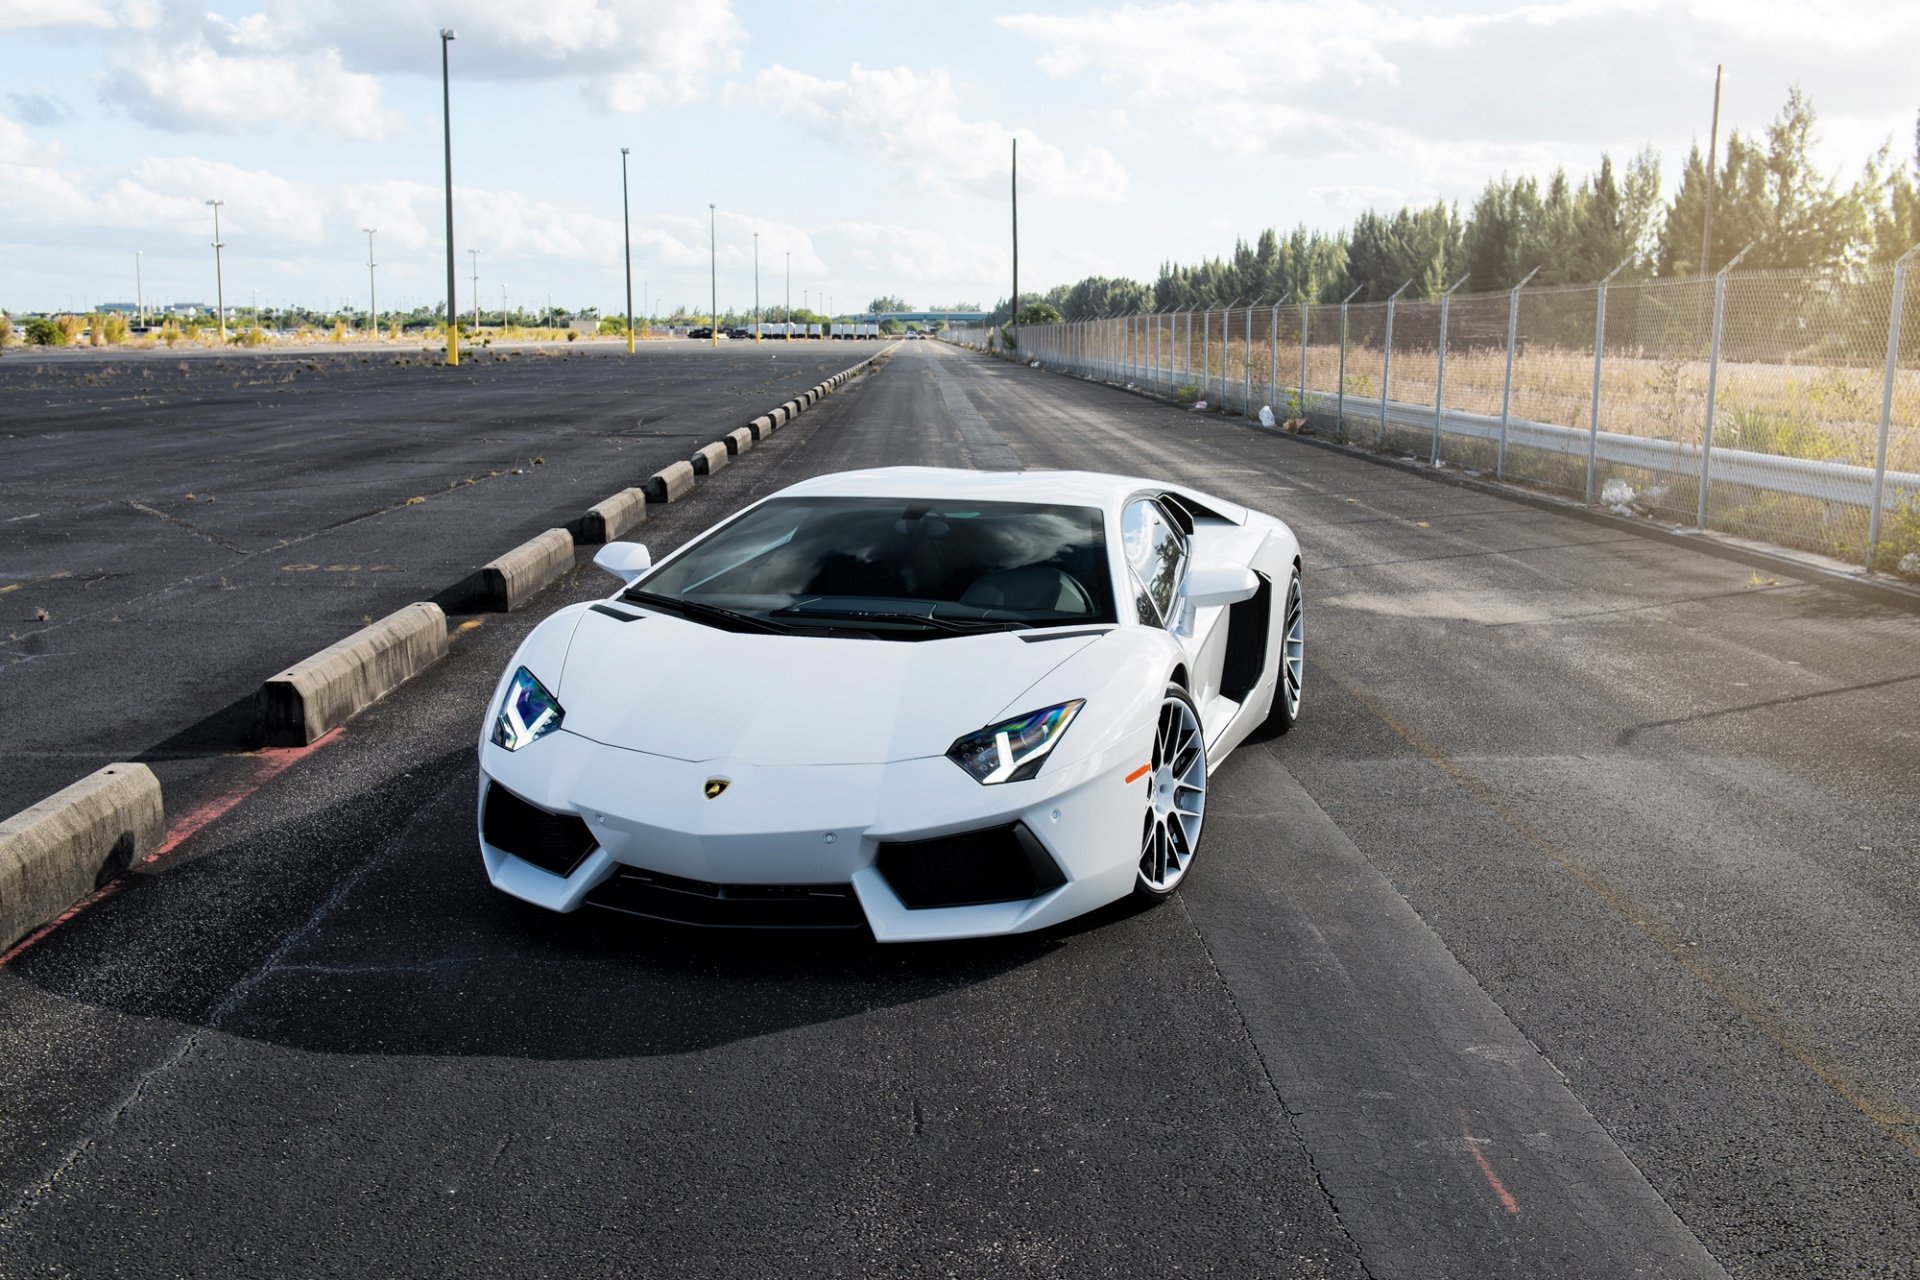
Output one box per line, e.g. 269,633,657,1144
2,342,1917,1278
0,341,866,819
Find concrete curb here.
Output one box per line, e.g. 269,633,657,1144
692,441,730,476
645,460,696,504
1,763,165,949
748,415,775,440
478,528,575,612
259,602,448,747
724,427,754,456
580,487,647,544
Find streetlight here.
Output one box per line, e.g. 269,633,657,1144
469,248,479,336
753,230,760,343
134,250,144,328
784,251,790,341
206,199,226,343
440,28,458,365
620,147,635,354
708,202,718,348
363,227,378,339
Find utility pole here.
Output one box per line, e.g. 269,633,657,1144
364,227,378,338
1701,63,1722,275
709,202,718,347
135,250,144,327
1010,137,1019,345
785,251,791,341
440,28,458,364
206,199,226,342
620,147,635,353
753,231,761,342
469,248,479,336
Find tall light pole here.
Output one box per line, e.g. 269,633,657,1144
620,147,635,353
469,248,479,336
440,28,459,365
708,203,718,347
1010,136,1019,345
784,250,791,341
135,250,144,328
753,230,760,342
363,227,378,339
206,199,226,343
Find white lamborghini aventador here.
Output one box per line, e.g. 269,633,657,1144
477,467,1303,941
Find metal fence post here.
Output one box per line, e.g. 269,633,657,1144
1185,306,1194,392
1432,274,1470,465
1299,295,1310,421
1381,281,1411,448
1699,243,1754,530
1337,283,1362,438
1269,298,1281,413
1244,304,1253,413
1202,308,1211,404
1498,267,1539,480
1586,259,1632,501
1868,245,1918,569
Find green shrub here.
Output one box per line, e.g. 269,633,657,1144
101,313,130,344
160,320,182,347
25,316,60,345
597,316,628,336
0,313,10,348
234,326,267,347
54,314,83,344
1725,407,1840,461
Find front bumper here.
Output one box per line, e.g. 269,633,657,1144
477,728,1144,942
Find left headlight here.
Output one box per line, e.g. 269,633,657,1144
492,666,564,751
947,700,1085,785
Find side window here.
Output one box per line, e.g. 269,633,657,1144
1121,499,1188,627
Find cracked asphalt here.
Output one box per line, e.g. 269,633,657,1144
2,341,1917,1278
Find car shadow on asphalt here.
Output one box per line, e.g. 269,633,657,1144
11,741,1160,1063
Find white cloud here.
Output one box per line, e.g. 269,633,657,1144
257,0,745,110
753,63,1129,204
103,37,403,140
0,0,161,33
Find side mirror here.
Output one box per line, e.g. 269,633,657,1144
593,542,652,584
1181,564,1260,609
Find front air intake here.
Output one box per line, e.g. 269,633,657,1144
875,823,1066,909
482,782,597,879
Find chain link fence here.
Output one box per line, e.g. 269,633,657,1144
946,257,1920,574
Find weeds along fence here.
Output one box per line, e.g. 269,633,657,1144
947,257,1920,574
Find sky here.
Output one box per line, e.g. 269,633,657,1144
1,0,1916,318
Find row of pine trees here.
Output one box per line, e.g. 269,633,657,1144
1002,90,1920,323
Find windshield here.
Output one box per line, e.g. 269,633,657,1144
629,496,1115,638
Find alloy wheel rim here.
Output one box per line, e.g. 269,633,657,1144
1139,695,1206,892
1283,574,1304,720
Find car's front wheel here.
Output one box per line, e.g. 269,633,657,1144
1136,685,1207,899
1262,567,1304,734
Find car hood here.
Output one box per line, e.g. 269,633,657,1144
554,608,1102,765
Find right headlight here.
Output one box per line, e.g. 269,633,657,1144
491,666,564,752
947,700,1085,784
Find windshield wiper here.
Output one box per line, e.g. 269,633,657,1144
768,606,1032,634
622,590,792,635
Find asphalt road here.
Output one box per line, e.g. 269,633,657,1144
0,339,870,819
2,341,1917,1277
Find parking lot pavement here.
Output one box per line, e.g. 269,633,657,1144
1,342,1914,1276
0,340,866,819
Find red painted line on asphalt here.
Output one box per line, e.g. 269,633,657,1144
145,730,339,862
1459,1111,1520,1215
0,730,342,969
1124,763,1152,784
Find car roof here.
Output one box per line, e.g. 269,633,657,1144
773,467,1246,523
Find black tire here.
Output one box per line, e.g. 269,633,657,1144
1262,568,1304,735
1134,683,1208,901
